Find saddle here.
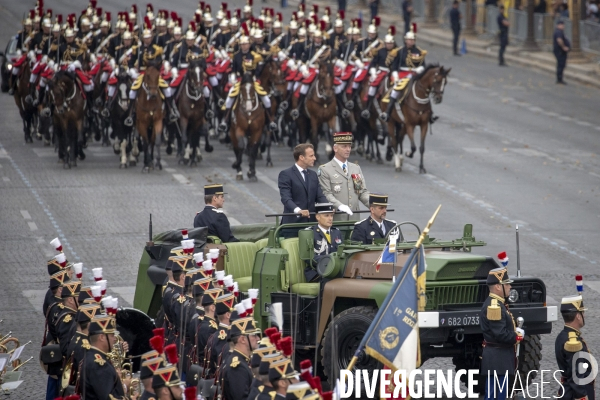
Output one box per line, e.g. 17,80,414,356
381,78,411,104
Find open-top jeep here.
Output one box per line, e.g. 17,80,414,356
134,220,557,388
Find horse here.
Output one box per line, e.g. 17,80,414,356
177,59,213,167
47,71,86,169
294,58,337,160
382,64,450,173
12,60,37,143
110,68,137,168
353,77,385,163
90,58,111,146
135,63,164,173
230,72,265,182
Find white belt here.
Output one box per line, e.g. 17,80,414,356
400,67,413,71
180,63,189,69
379,67,390,72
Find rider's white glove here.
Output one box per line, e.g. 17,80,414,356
229,73,237,85
369,67,376,77
515,328,525,337
278,51,287,61
338,205,353,216
392,71,399,81
415,66,425,74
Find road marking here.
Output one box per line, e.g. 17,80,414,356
557,115,572,121
254,170,280,193
28,222,38,231
165,168,177,173
20,210,31,220
110,286,136,307
0,141,83,268
172,174,189,184
22,289,47,313
0,149,9,159
589,172,600,179
576,121,592,127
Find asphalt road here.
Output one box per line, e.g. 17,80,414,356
0,0,599,397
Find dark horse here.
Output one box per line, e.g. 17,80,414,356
177,59,213,166
13,60,37,143
47,71,86,169
136,63,164,172
381,64,450,173
230,72,265,182
110,68,136,168
294,58,337,160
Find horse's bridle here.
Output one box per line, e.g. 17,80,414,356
415,70,446,100
51,81,77,112
186,67,204,101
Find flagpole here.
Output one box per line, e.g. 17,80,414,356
346,204,442,374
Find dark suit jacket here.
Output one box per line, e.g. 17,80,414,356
193,206,239,243
351,217,399,245
278,165,327,225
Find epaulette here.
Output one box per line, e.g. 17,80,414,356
62,314,73,324
230,355,240,368
210,320,218,329
211,208,224,214
269,392,276,400
487,298,501,321
564,332,583,352
218,329,227,340
152,44,164,56
81,338,91,350
354,218,368,225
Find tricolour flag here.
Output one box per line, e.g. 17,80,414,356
358,244,427,378
375,239,396,272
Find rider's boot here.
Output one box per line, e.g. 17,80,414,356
279,89,293,112
8,76,16,96
361,94,375,119
213,86,225,109
124,99,137,127
219,107,233,133
85,92,95,116
429,113,439,124
25,84,36,105
290,93,306,119
336,92,350,119
265,107,278,132
166,97,179,122
102,94,116,118
379,97,396,122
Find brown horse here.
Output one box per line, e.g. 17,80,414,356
354,77,385,163
230,72,265,182
47,71,86,168
13,61,37,143
294,58,336,160
177,60,213,167
382,64,450,173
136,64,164,173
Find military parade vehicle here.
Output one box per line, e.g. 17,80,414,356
134,218,557,390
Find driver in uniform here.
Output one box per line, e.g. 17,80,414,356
351,194,400,244
304,203,343,283
193,184,239,243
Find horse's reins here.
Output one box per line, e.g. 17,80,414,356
51,81,78,112
241,83,259,113
186,69,204,102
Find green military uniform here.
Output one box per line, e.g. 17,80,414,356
318,133,369,221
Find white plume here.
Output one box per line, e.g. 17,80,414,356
269,302,283,331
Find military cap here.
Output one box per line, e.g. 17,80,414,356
258,352,284,375
287,382,316,400
204,184,226,195
201,288,222,306
78,286,93,302
169,255,193,273
152,364,181,389
314,203,335,214
61,281,81,298
560,295,587,313
76,303,101,323
88,314,118,335
47,257,68,275
486,267,513,285
193,277,214,297
230,317,261,338
369,193,388,206
333,132,353,144
250,344,276,368
141,355,164,380
49,270,70,289
269,358,298,382
216,293,236,315
185,268,202,287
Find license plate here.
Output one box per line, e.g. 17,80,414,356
439,312,480,327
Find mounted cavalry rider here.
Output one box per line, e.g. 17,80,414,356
267,13,284,44
290,23,331,119
102,25,137,117
347,18,381,107
92,13,112,55
169,23,212,101
61,26,97,113
328,11,347,52
25,16,53,105
379,25,431,123
219,34,278,133
336,20,362,110
124,20,180,127
362,25,399,119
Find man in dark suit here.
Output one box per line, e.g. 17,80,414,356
351,194,400,244
305,203,343,282
193,184,239,243
278,144,327,237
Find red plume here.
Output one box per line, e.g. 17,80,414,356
339,10,345,20
226,10,231,19
299,359,312,373
236,9,241,18
241,22,249,35
221,2,228,11
46,9,52,17
248,0,253,6
164,343,178,365
300,371,316,389
152,328,165,340
144,16,152,30
277,12,282,22
313,376,323,394
298,4,305,13
319,20,326,31
147,3,154,12
57,14,63,23
313,4,319,13
105,12,111,22
264,327,278,338
131,4,137,13
170,11,177,20
81,9,87,16
90,0,97,8
189,21,196,32
374,16,381,26
412,22,417,33
29,10,35,19
127,21,134,32
322,392,333,400
311,14,317,24
389,25,396,36
96,7,102,17
149,335,164,354
184,387,197,400
292,11,297,20
356,18,362,28
195,13,200,22
269,332,281,349
325,7,331,16
304,20,310,28
279,336,293,358
200,2,205,10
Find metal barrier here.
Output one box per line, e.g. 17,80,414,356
509,8,528,41
486,5,499,35
581,20,600,55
